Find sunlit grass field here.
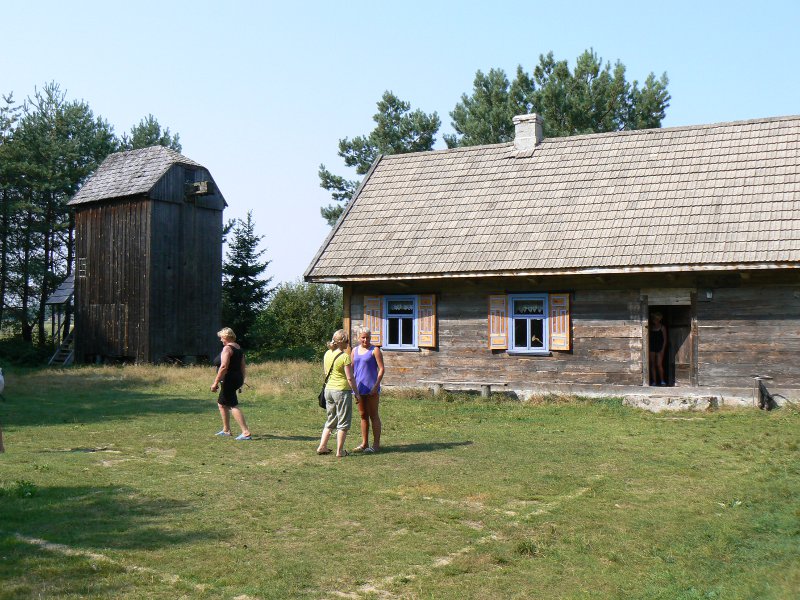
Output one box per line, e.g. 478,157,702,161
0,362,798,599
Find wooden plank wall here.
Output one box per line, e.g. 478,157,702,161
149,201,222,361
74,198,150,361
697,285,800,389
349,277,800,393
149,165,226,211
349,283,644,388
74,176,223,363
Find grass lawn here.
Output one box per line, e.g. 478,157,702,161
0,362,798,599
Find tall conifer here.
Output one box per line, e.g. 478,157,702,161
221,211,273,345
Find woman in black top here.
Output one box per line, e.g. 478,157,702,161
211,327,252,440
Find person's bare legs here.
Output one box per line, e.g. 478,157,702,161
369,397,382,450
356,399,369,450
656,351,666,384
218,404,231,433
230,407,250,437
336,428,348,457
317,427,333,453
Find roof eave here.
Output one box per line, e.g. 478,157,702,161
306,261,800,284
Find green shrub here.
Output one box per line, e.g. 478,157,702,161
0,336,52,366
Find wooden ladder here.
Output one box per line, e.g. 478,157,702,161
48,330,75,367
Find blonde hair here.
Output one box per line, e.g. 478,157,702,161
327,329,349,350
217,327,236,341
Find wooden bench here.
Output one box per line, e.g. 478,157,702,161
419,380,508,398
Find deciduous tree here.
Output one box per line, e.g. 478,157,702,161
251,280,342,361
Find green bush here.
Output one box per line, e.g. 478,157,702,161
0,336,52,366
250,280,341,361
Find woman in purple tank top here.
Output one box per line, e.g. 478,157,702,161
351,327,385,452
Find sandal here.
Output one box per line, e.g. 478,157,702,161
336,450,350,458
316,448,332,455
352,445,368,453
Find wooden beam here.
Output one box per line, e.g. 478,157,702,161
342,284,352,341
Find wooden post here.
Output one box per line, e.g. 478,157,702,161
342,284,351,341
641,296,650,386
690,291,699,386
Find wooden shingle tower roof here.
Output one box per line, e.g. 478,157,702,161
305,115,800,282
69,145,223,206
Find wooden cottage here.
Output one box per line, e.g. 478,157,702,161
68,146,226,363
305,114,800,401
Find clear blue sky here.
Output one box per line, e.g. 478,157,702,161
3,0,799,284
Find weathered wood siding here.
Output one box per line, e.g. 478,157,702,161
149,200,222,361
349,283,644,388
697,285,800,388
149,165,226,211
73,161,224,363
348,277,800,394
74,198,151,361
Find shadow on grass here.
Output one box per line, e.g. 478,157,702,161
0,484,213,552
1,392,207,428
260,433,319,442
380,441,473,453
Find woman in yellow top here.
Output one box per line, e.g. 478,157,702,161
316,329,361,457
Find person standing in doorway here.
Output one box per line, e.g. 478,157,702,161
351,327,384,453
211,327,252,440
649,312,668,386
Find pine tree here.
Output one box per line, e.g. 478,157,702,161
319,91,440,225
446,49,670,147
119,114,182,152
221,211,273,344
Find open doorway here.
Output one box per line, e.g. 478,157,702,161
647,304,693,387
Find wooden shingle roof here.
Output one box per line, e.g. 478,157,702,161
68,146,203,206
306,115,800,282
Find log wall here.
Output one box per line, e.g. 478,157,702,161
697,285,800,388
347,275,800,394
349,283,644,388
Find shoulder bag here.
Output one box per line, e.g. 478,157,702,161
318,351,343,409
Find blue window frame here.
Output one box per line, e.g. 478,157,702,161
509,294,549,354
384,296,417,350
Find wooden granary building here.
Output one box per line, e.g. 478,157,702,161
306,114,800,402
68,146,226,363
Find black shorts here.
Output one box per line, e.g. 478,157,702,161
218,373,244,407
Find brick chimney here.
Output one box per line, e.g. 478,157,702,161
513,113,543,151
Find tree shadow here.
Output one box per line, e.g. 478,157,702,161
0,483,218,598
378,441,473,454
0,484,213,552
1,391,207,428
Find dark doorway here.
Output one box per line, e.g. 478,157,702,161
648,305,693,387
